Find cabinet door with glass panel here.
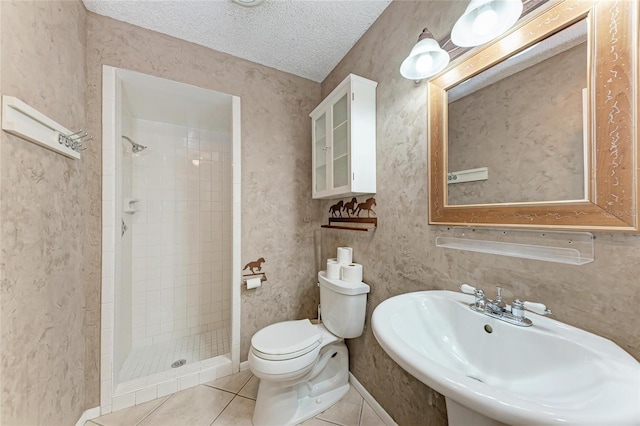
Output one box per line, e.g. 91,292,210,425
310,74,377,199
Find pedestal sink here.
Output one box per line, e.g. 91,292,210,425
372,291,640,425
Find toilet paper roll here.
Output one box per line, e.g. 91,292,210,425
337,247,353,265
327,258,338,264
342,263,363,283
246,277,262,290
326,261,342,279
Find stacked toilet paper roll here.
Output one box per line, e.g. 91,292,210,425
341,263,363,283
325,246,363,283
326,258,342,280
337,247,353,264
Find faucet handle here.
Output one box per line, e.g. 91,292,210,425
460,284,485,298
460,284,485,308
511,299,526,320
523,301,552,316
460,283,477,294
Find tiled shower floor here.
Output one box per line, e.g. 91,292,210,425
119,328,230,382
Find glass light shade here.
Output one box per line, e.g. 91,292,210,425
231,0,265,7
400,38,450,80
451,0,523,47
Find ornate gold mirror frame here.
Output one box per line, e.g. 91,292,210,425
428,0,639,231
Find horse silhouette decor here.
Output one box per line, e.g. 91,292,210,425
355,197,376,217
322,197,377,231
329,200,344,217
243,257,265,274
342,198,358,217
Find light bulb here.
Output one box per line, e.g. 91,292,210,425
414,54,434,74
473,7,498,36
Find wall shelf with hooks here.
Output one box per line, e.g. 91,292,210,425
321,217,377,232
1,96,91,159
435,227,594,265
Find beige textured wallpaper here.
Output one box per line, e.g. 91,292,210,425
448,43,587,205
320,1,640,424
3,1,639,424
0,1,89,424
85,12,322,407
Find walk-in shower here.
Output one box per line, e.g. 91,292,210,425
101,66,241,413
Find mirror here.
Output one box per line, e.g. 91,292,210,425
428,0,639,231
447,21,588,205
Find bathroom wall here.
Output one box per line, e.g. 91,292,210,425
129,119,231,347
0,1,90,424
448,43,587,205
320,1,640,424
85,12,322,407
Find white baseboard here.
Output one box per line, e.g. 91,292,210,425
239,360,250,371
75,406,101,426
349,373,397,426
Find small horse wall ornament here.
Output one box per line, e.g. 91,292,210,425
243,257,265,274
343,198,358,217
355,197,376,217
329,200,344,217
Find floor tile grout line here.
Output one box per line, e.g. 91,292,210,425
208,392,238,426
134,392,177,425
236,378,255,400
357,397,365,426
201,374,252,395
315,418,349,426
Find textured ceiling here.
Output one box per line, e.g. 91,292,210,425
83,0,393,82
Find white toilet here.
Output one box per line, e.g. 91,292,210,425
248,270,370,426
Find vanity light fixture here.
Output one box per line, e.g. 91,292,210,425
451,0,523,47
400,28,450,82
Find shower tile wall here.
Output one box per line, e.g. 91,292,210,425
129,118,231,349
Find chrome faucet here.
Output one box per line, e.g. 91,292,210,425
459,284,552,327
485,286,507,314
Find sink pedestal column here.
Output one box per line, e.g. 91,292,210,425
445,398,508,426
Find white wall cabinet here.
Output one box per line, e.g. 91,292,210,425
310,74,377,199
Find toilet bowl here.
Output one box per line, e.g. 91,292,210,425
248,271,370,426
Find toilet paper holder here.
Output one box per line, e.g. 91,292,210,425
242,273,267,287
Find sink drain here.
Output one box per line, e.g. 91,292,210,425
171,359,186,368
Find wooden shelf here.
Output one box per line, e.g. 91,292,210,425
321,217,377,231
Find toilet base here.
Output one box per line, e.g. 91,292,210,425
252,342,350,426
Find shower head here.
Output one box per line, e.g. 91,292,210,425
122,135,147,153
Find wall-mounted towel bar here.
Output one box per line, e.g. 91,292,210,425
1,95,92,159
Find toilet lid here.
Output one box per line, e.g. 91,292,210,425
251,319,322,357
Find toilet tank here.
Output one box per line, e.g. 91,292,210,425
318,271,370,338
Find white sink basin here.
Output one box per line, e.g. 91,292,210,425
372,291,640,425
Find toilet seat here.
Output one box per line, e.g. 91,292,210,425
252,340,321,361
251,319,322,361
249,319,328,379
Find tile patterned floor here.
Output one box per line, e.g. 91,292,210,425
120,329,230,382
90,370,386,426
